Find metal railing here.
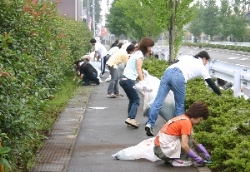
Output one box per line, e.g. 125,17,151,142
152,46,250,98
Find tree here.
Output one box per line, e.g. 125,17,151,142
229,15,247,41
228,0,248,41
106,0,129,37
201,0,220,39
189,3,203,41
218,0,232,41
142,0,197,63
106,0,163,40
117,0,163,40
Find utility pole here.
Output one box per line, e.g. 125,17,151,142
92,0,96,37
86,0,90,29
75,0,78,21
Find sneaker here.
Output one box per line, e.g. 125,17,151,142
145,124,154,136
107,94,116,98
172,159,193,167
125,118,140,128
164,160,173,165
115,93,123,97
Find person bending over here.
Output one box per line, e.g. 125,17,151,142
78,58,100,86
90,38,108,75
145,51,221,136
106,44,135,98
119,37,154,128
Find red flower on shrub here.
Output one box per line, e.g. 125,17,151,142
31,0,38,5
23,5,30,12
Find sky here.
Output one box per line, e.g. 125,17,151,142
100,0,113,25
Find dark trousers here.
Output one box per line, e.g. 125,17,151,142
101,55,109,75
119,75,140,119
83,72,97,84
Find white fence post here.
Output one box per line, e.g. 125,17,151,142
233,70,241,97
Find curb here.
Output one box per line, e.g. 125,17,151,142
197,166,212,172
29,86,92,172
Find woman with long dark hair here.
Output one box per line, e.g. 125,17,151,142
119,37,154,128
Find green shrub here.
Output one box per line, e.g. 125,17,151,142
143,58,250,172
0,0,92,171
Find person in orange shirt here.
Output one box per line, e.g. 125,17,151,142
154,102,211,167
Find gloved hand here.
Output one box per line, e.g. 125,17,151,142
187,149,204,164
196,144,211,160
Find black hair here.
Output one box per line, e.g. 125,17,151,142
90,38,96,43
194,51,210,61
118,43,123,48
131,41,137,45
74,59,84,71
126,44,135,54
217,78,226,87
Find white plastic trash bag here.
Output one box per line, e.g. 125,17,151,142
140,69,175,122
133,81,153,92
112,137,160,162
105,75,111,82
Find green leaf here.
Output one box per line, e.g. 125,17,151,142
0,147,11,154
0,158,12,169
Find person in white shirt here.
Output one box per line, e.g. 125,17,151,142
119,37,155,128
145,51,221,136
90,38,108,75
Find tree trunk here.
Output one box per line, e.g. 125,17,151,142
169,0,176,64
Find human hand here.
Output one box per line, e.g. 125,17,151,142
187,149,204,164
196,144,211,160
136,80,152,92
138,80,147,88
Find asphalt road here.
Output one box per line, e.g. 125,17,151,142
179,46,250,67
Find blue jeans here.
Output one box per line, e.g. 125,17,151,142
107,66,119,94
119,75,140,119
146,67,186,127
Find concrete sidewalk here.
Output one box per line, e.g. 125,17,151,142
30,75,211,172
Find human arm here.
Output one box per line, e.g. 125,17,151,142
136,57,144,81
193,140,211,160
80,73,84,80
73,73,77,81
94,51,98,59
181,135,204,164
181,134,190,153
205,78,221,95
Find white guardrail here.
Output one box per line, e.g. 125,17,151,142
152,46,250,98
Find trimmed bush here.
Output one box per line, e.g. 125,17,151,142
0,0,92,171
143,57,250,172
